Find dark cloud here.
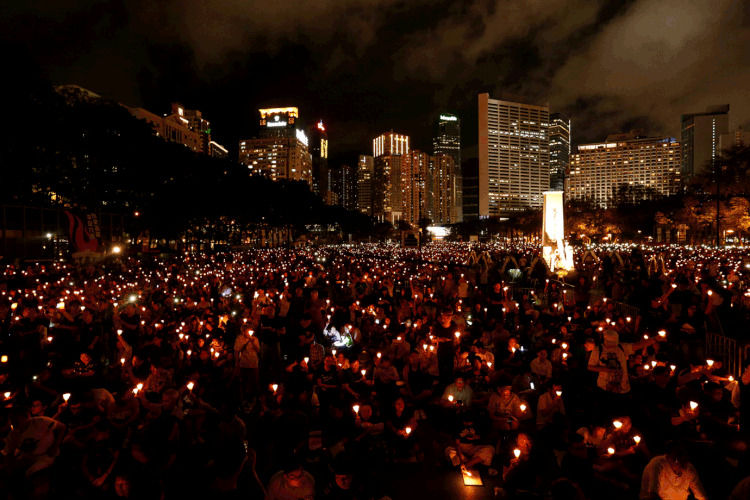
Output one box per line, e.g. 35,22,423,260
2,0,749,166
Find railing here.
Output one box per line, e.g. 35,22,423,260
706,331,744,378
588,293,641,320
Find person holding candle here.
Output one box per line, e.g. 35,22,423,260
444,410,496,476
441,376,473,408
385,398,419,462
589,329,664,417
234,324,261,407
536,379,566,449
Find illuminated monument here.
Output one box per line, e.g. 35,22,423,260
542,191,574,275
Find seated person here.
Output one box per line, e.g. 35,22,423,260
444,410,496,475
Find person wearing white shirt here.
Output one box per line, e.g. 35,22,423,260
640,441,706,500
530,348,552,382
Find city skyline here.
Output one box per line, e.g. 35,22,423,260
6,1,750,169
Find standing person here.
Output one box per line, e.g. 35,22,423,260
640,441,707,500
432,307,458,386
234,325,261,406
588,330,664,417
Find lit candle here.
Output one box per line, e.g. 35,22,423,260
405,427,412,435
670,364,676,371
556,390,562,397
689,401,698,410
377,352,381,359
448,395,454,403
519,404,527,412
514,448,521,458
272,384,278,394
353,405,360,415
607,447,615,455
613,420,622,429
63,393,71,402
187,382,194,391
361,369,366,376
706,359,714,367
633,435,641,444
121,357,126,365
3,392,10,399
117,330,123,336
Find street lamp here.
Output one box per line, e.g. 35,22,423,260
112,246,121,254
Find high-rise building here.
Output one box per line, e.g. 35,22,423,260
373,155,403,223
210,141,228,159
461,158,479,222
548,112,570,192
401,151,432,226
434,114,461,167
373,132,410,157
126,103,202,153
259,107,299,139
478,93,550,217
430,154,459,225
308,120,330,200
357,155,374,216
336,164,356,211
373,132,410,223
238,107,312,186
680,104,729,178
567,133,681,208
433,114,462,222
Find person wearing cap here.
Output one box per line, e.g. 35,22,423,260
640,440,706,500
588,329,664,414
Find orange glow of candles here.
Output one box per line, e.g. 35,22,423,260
514,448,521,458
63,393,71,402
607,447,615,455
690,401,698,410
613,420,622,429
405,427,412,435
633,435,641,444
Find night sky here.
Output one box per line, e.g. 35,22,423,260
4,0,750,167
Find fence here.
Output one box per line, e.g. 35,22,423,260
706,331,745,378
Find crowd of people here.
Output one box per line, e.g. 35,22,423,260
0,242,749,500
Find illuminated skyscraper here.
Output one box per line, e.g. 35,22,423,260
373,132,410,157
429,154,458,224
433,114,462,222
238,107,312,187
479,94,549,217
567,133,680,208
680,104,729,178
478,94,550,217
357,155,374,216
548,112,570,192
336,164,356,211
308,120,330,200
401,151,432,226
373,132,409,223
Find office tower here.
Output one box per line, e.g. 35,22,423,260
373,132,410,223
434,114,461,167
259,107,298,138
337,164,356,211
478,93,550,217
357,155,374,216
567,133,680,208
548,112,570,192
434,114,462,222
373,132,410,157
238,107,312,186
461,158,479,222
308,120,330,200
680,104,729,178
401,151,432,226
430,154,459,224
